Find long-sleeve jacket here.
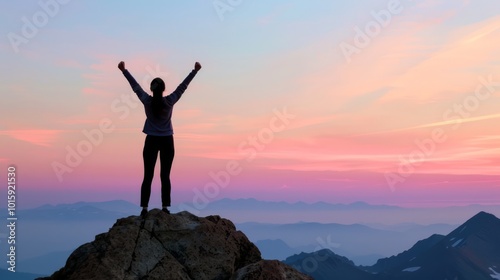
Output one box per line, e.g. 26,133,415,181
122,69,198,136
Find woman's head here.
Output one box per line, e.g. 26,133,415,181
150,77,165,94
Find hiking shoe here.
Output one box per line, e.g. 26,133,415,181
140,209,148,217
162,208,170,214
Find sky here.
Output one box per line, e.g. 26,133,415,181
1,0,500,209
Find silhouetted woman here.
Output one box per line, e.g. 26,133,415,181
118,61,202,216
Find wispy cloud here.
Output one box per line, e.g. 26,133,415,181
0,129,62,147
359,113,500,136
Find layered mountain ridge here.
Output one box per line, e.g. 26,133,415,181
285,211,500,280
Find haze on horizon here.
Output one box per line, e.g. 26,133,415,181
1,1,500,210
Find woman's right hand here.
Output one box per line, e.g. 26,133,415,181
194,62,202,71
118,61,126,71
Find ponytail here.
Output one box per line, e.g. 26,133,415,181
150,78,166,118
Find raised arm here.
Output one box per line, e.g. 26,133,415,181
166,62,202,105
118,61,149,103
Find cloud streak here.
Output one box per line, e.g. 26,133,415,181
0,129,62,147
359,113,500,136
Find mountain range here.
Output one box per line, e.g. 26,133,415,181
285,211,500,280
27,209,500,279
1,199,499,278
237,221,454,265
184,198,500,224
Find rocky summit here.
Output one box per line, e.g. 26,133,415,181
39,210,311,280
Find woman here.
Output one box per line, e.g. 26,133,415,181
118,61,202,217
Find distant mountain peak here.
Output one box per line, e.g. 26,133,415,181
284,249,375,280
372,211,500,280
467,211,497,223
285,249,355,268
445,211,500,240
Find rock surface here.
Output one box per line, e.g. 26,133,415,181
39,210,310,280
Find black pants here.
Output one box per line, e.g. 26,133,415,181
140,135,174,207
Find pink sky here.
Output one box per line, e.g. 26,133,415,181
1,1,499,208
